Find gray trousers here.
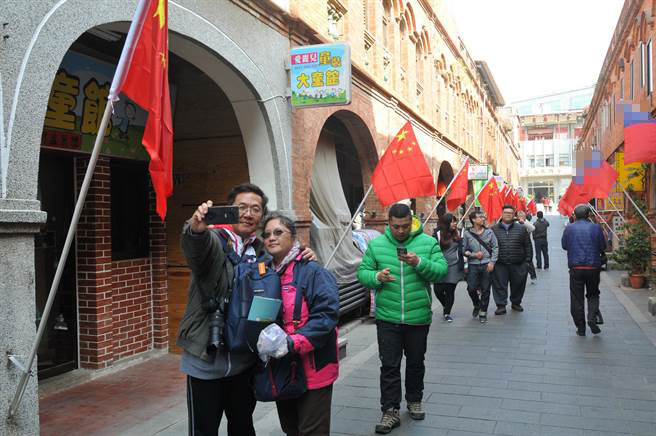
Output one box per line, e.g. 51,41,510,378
492,262,528,306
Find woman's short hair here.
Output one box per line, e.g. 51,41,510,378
262,211,297,237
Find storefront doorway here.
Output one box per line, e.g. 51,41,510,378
35,151,78,379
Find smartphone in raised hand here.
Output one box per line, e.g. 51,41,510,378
204,206,240,225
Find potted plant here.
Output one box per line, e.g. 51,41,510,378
610,198,652,288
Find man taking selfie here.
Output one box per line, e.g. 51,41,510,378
357,203,447,434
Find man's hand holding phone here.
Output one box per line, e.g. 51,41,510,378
376,268,395,283
190,200,213,233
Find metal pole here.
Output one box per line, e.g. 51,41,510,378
589,204,617,239
619,182,656,234
325,184,374,268
7,100,114,420
423,157,469,226
605,193,627,224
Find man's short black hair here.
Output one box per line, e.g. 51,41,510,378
502,204,515,212
389,203,412,219
469,210,483,224
227,183,269,215
537,211,543,219
574,204,590,220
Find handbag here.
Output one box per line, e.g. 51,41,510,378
253,263,309,402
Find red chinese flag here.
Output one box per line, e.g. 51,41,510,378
371,121,436,206
587,162,618,199
528,199,537,215
112,0,173,220
511,191,521,211
501,185,512,205
478,178,503,224
558,183,591,216
519,196,527,212
446,160,469,211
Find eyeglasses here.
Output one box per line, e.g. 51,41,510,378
262,228,289,240
236,204,262,216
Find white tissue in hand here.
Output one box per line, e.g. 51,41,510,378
256,323,289,360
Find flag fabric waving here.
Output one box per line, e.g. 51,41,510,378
528,199,537,215
623,108,656,163
109,0,173,220
445,160,469,211
519,196,527,213
574,149,619,199
558,182,591,216
478,178,503,224
371,121,437,206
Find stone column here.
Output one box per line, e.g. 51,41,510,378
0,199,47,435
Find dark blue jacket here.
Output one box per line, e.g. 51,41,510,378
561,220,606,268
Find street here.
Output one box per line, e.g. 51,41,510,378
40,217,656,435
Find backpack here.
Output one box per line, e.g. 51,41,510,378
218,231,282,353
253,261,313,402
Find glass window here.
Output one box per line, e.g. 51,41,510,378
529,158,535,168
559,153,570,166
648,40,653,95
620,78,624,100
535,155,544,167
545,156,554,167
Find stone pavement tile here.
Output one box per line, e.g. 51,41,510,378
424,381,472,395
627,420,656,435
540,392,621,409
500,398,580,416
622,407,656,423
422,402,462,417
329,417,378,436
539,413,630,433
576,384,656,400
439,375,509,389
467,387,541,401
416,415,496,434
493,421,582,436
579,405,627,419
426,393,503,408
445,431,494,436
506,380,578,394
334,406,381,422
619,398,656,411
458,406,539,424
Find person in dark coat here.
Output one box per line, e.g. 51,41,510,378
533,211,550,269
561,204,606,336
433,213,464,323
490,205,533,315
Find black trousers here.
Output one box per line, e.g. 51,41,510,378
466,263,492,312
535,239,549,269
492,262,528,306
376,320,429,412
276,384,333,436
569,268,601,329
433,282,457,315
186,372,256,436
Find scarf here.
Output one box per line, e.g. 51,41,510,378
274,241,301,274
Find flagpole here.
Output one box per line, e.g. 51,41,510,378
325,185,374,268
457,175,493,227
8,100,114,419
618,182,656,234
423,157,469,227
589,204,618,239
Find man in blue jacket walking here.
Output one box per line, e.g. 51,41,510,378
561,204,606,336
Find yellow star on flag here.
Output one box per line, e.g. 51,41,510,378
159,52,167,68
396,129,408,142
154,0,166,29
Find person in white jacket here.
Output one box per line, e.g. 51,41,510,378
517,211,537,285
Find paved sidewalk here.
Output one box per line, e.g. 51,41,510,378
40,217,656,435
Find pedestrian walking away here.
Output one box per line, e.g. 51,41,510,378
357,204,447,434
178,184,316,436
561,204,606,336
432,213,464,323
258,212,340,436
491,205,533,315
517,210,537,284
533,210,550,269
462,211,499,323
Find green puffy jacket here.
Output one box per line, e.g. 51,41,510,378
357,217,447,325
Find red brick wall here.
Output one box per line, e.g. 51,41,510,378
75,157,168,369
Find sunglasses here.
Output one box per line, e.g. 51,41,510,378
262,228,289,240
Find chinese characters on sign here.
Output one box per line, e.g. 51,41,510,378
290,43,351,108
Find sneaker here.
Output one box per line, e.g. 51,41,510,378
479,312,487,323
495,306,507,315
594,311,604,325
375,408,401,434
407,402,425,420
577,327,586,336
588,322,601,335
530,278,537,285
444,314,453,323
511,304,524,312
472,306,480,317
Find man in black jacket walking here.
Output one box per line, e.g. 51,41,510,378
533,211,550,269
491,205,533,314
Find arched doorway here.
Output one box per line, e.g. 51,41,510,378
309,111,378,315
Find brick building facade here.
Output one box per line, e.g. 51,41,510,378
578,0,656,266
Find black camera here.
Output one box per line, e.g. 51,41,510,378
208,309,226,351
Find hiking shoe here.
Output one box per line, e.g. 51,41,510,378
444,314,453,323
479,312,487,323
407,402,425,420
472,307,480,317
375,408,401,434
495,306,507,315
511,304,524,312
588,322,601,335
594,311,604,325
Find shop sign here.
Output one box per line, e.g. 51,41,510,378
42,51,176,161
597,192,624,211
616,151,645,192
290,43,351,108
468,164,488,180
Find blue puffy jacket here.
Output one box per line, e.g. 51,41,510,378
561,220,606,268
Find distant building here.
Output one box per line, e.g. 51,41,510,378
507,86,594,208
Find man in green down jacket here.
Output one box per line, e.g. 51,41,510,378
358,203,447,434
